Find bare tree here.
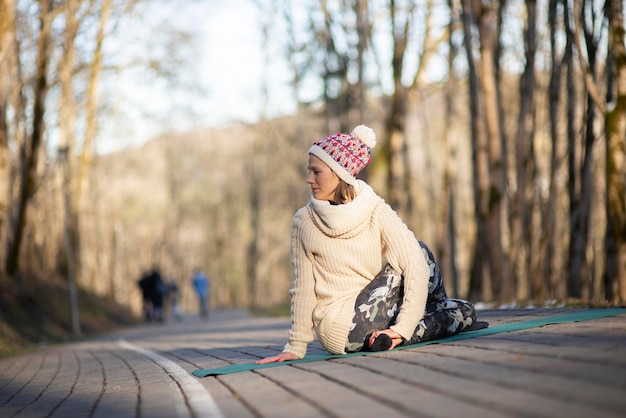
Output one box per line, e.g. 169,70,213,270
79,0,111,217
4,0,55,279
383,0,412,219
353,0,370,124
539,0,565,300
440,0,461,297
478,0,509,301
510,0,538,300
57,0,85,289
78,0,111,293
461,0,509,302
0,0,16,282
566,0,606,299
605,0,626,302
319,0,352,133
461,0,487,301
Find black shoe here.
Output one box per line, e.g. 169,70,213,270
463,321,489,332
361,333,393,352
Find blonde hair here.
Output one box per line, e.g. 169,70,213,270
333,179,356,204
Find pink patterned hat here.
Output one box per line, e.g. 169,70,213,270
308,125,377,185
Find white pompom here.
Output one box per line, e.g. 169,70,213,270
352,125,376,148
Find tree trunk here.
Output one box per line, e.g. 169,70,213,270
77,0,111,291
605,0,626,303
78,0,110,208
461,0,490,301
475,0,509,301
440,0,460,297
385,0,437,222
246,127,264,308
58,0,83,287
0,0,15,279
384,0,410,218
510,0,537,300
567,0,602,300
564,2,584,299
4,0,53,276
320,0,349,134
539,0,563,300
577,0,600,300
353,0,369,125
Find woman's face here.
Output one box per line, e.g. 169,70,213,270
307,154,340,202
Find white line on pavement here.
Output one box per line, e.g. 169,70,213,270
118,339,225,418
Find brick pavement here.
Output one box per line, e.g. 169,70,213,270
1,308,625,418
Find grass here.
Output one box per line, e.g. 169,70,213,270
0,272,140,359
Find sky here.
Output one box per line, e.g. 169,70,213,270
96,0,465,154
98,0,295,153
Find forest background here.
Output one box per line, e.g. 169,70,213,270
0,0,625,347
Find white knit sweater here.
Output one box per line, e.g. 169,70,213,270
283,180,430,358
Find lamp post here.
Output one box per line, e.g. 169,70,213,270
57,145,81,336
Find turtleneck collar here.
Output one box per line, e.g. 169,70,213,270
307,180,382,238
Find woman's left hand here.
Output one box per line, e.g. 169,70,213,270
367,329,404,350
254,352,299,364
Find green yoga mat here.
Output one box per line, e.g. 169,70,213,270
192,308,625,377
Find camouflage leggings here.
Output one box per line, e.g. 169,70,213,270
345,241,477,352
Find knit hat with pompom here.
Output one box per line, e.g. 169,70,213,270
308,125,377,186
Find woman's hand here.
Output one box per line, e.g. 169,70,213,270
254,352,300,365
367,329,404,350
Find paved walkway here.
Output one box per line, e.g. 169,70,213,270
0,308,625,418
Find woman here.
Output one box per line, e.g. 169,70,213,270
255,125,486,364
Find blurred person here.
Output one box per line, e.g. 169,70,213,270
167,277,182,321
191,268,210,319
137,269,153,322
148,266,166,323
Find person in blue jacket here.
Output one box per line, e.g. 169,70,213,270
191,268,210,319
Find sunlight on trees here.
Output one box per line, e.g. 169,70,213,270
0,0,624,320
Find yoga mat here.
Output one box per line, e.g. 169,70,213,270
192,308,625,377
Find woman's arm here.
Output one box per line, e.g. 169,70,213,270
256,211,316,363
378,203,430,341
